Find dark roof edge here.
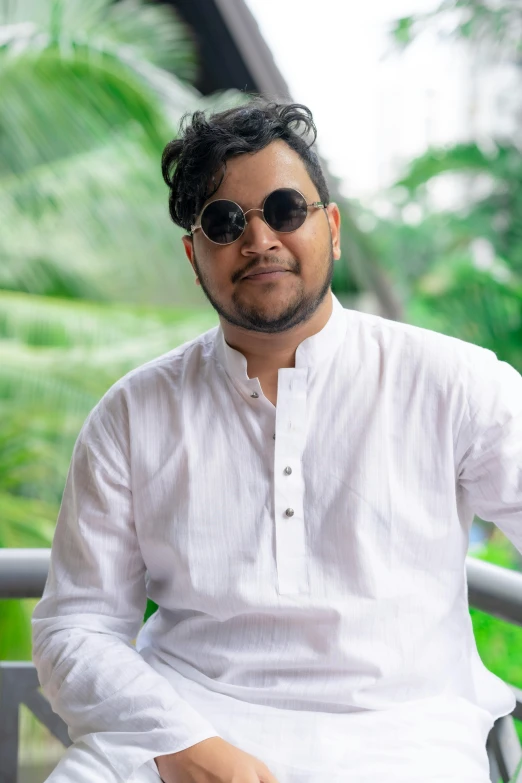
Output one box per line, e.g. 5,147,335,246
213,0,292,101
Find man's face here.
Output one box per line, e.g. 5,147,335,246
182,140,341,334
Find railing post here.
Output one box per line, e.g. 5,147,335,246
0,663,23,783
487,714,522,783
0,662,71,783
487,739,501,783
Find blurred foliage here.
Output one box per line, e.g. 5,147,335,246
386,0,522,367
391,0,522,57
365,140,522,374
397,141,522,279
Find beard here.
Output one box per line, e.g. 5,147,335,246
192,240,334,334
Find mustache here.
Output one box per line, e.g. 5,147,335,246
239,255,299,280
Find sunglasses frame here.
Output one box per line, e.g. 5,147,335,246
190,187,327,245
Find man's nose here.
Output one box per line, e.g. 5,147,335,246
240,213,283,255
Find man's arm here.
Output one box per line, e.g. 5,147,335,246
456,346,522,554
31,391,220,783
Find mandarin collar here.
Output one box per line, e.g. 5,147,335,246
212,292,347,383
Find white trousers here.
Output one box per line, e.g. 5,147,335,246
44,742,162,783
43,734,493,783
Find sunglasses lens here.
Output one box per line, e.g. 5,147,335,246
200,200,245,244
263,188,308,233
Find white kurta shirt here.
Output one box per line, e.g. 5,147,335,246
32,292,522,783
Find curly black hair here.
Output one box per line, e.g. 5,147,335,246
161,100,330,233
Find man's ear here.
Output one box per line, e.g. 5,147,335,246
182,235,200,285
182,234,194,264
181,234,197,275
326,203,341,260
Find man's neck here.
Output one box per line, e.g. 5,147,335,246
221,291,333,380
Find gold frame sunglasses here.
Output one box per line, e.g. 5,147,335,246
190,187,326,245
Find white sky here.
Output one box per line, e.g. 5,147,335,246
244,0,472,203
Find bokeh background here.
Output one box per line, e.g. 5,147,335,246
1,0,521,778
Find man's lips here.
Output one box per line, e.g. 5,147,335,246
241,269,292,282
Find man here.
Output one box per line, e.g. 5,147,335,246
32,101,522,783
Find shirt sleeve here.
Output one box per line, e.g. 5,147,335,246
456,345,522,555
31,387,220,783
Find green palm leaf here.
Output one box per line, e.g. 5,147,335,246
0,289,218,348
1,42,170,179
0,0,198,79
0,0,235,306
0,291,218,405
395,143,507,193
410,255,522,371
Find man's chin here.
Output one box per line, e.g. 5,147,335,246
228,301,313,333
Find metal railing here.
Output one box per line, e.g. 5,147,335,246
1,549,521,783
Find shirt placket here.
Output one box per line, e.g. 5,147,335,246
273,367,309,595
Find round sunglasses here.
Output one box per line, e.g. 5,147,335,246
190,187,326,245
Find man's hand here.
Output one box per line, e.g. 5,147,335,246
155,736,281,783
